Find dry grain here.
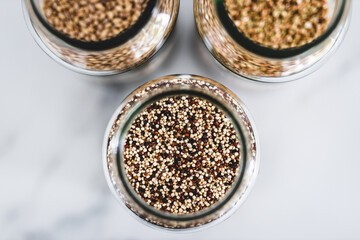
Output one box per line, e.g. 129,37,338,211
43,0,149,42
124,95,241,214
225,0,329,49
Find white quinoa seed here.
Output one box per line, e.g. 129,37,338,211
124,96,242,214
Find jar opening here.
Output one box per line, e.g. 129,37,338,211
216,0,347,59
30,0,157,51
116,89,248,223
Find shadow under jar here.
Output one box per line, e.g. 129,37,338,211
103,75,259,230
194,0,351,82
22,0,179,76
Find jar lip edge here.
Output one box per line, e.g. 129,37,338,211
117,90,248,222
104,74,260,228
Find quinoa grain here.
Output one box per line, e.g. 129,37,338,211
224,0,329,49
123,95,242,214
43,0,149,42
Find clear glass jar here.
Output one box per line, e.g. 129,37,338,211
194,0,351,82
103,74,260,230
22,0,179,76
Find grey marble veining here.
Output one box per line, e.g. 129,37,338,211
1,0,360,239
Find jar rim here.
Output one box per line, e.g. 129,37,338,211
104,75,260,229
23,0,180,75
116,89,248,221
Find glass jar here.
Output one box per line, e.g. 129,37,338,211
103,74,260,230
22,0,179,76
194,0,351,82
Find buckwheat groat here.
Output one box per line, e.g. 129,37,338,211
43,0,149,42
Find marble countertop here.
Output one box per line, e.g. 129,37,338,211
1,1,360,239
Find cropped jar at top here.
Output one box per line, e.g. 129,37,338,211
103,75,259,229
194,0,351,82
22,0,179,76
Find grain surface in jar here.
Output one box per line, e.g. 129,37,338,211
224,0,329,49
123,95,242,215
43,0,150,42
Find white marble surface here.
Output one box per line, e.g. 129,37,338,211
1,1,360,239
